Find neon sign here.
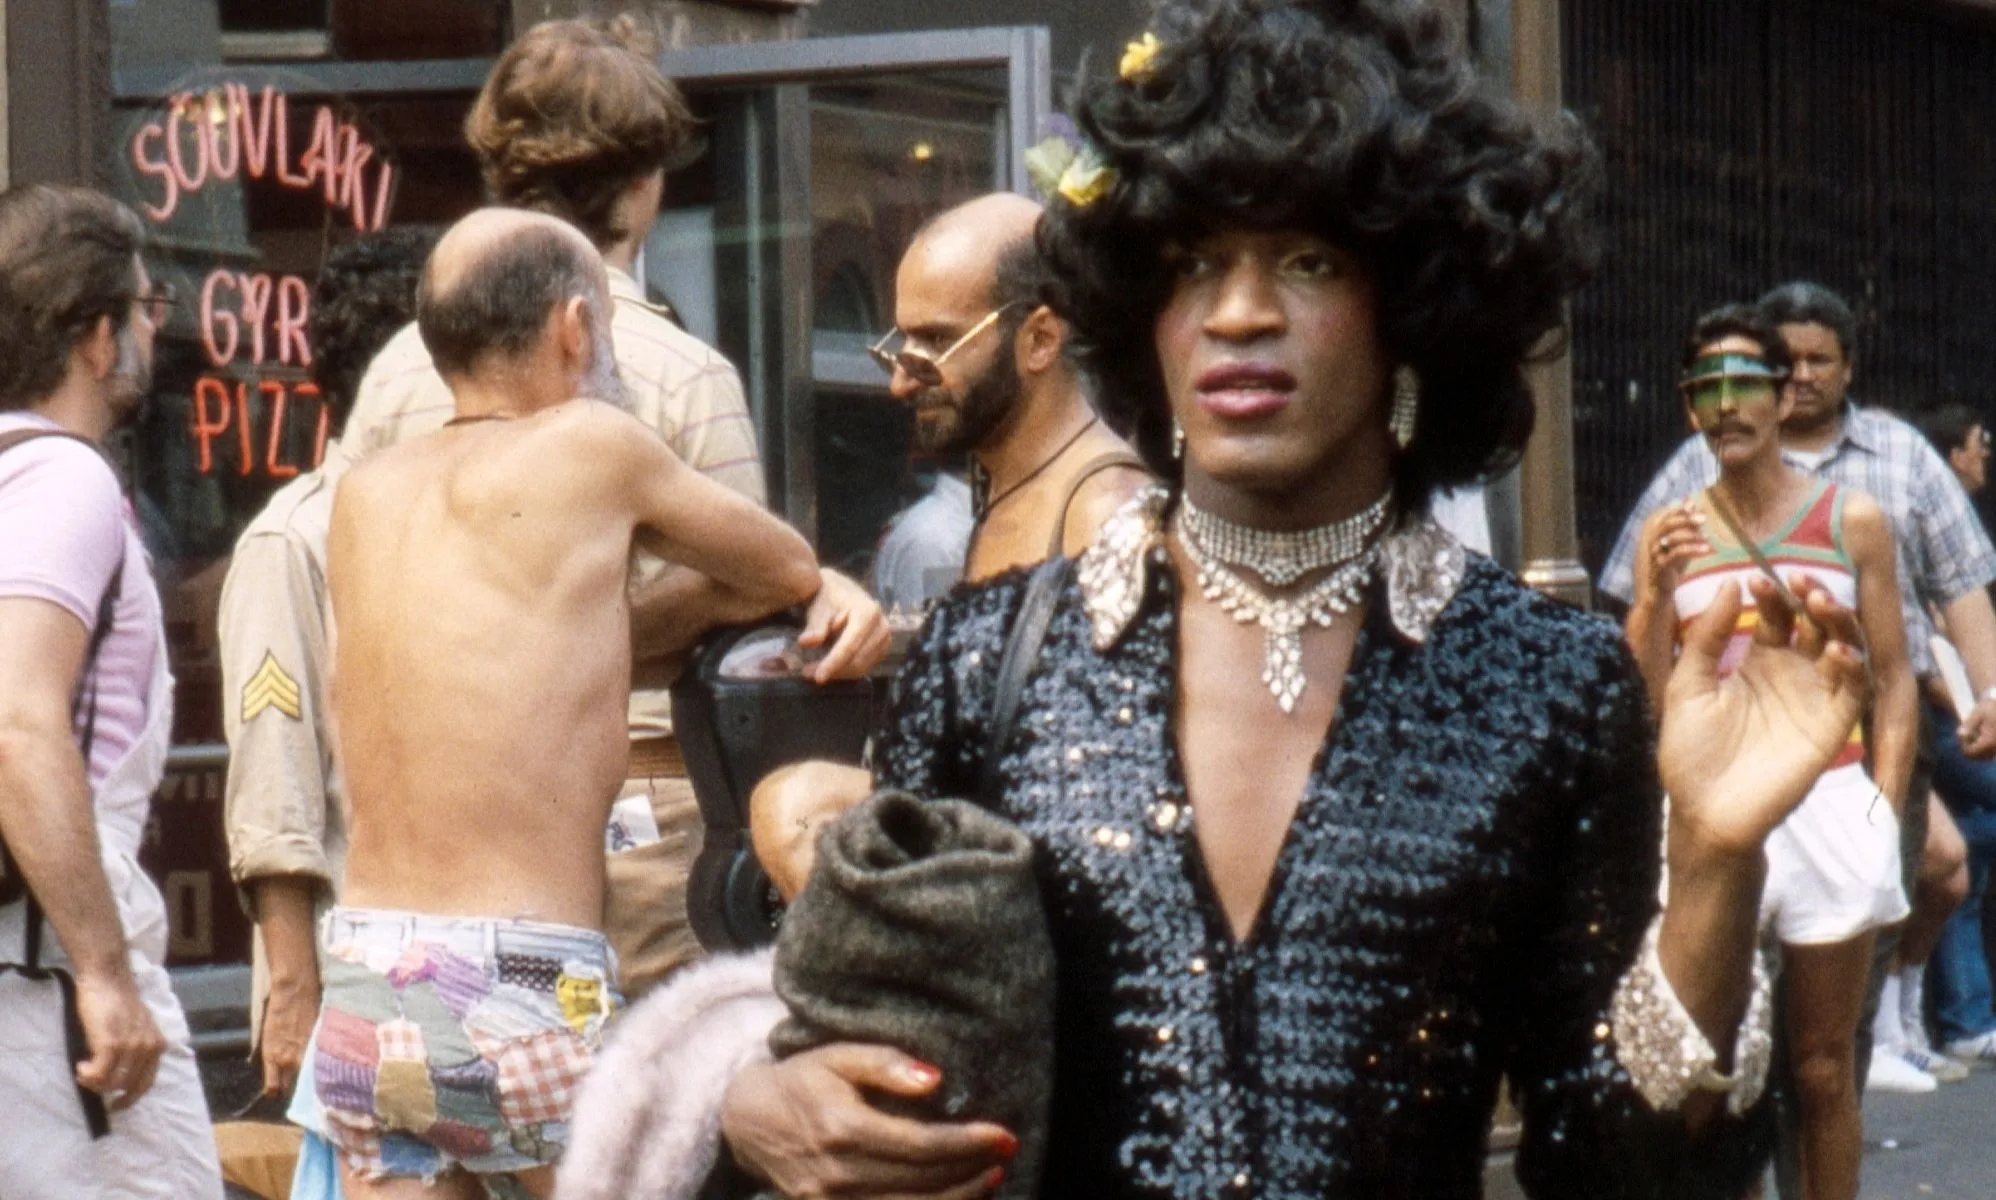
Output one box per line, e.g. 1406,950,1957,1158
127,85,399,481
129,85,394,231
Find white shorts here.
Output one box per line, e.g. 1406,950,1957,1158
0,856,224,1199
1760,762,1910,945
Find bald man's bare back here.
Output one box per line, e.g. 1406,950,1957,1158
329,401,816,928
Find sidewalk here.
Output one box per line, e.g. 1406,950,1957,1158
1481,1069,1996,1198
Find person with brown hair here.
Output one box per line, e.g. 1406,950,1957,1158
461,16,697,261
1624,307,1913,1199
0,184,223,1198
339,17,792,1002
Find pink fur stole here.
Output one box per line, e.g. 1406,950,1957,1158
557,950,780,1200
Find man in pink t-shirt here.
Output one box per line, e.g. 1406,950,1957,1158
0,185,222,1198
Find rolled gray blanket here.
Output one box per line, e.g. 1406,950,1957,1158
762,790,1054,1199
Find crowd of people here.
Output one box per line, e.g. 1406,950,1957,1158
1607,288,1996,1199
0,1,1981,1198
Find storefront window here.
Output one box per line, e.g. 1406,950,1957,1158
99,16,1045,972
108,4,489,968
805,74,1004,584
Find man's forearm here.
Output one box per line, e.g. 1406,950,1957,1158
0,730,130,979
251,876,322,991
1871,669,1919,815
1656,832,1765,1065
1654,846,1763,1134
1944,588,1996,695
632,565,799,667
1623,597,1676,718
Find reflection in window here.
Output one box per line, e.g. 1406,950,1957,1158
108,83,480,747
806,74,1004,587
218,0,328,33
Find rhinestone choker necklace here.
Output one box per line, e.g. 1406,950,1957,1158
1176,493,1394,712
1179,492,1392,586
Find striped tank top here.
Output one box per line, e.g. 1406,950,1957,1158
1672,480,1864,768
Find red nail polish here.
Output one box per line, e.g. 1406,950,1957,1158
997,1131,1021,1159
904,1060,941,1086
984,1166,1007,1191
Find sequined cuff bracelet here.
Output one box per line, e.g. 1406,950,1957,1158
1609,916,1772,1117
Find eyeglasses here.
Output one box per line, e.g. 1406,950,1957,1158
867,302,1025,387
138,283,177,325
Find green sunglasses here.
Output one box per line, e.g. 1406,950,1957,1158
1679,352,1785,426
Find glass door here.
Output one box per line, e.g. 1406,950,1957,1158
649,28,1051,584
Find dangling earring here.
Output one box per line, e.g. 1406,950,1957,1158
1172,418,1185,461
1390,365,1419,450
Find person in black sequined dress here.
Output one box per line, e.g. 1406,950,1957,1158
712,2,1877,1196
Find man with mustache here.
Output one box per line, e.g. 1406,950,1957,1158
1606,286,1996,766
312,209,880,1199
1604,282,1996,1191
1624,306,1913,1200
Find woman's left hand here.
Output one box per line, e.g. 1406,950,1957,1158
1659,572,1870,861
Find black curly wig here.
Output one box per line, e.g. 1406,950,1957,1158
1038,0,1600,510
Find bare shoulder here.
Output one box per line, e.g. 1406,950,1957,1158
535,399,667,464
1838,488,1895,558
330,449,393,517
1062,463,1154,553
1074,463,1153,517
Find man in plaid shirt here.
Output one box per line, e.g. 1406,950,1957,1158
1603,280,1996,1192
1602,286,1996,743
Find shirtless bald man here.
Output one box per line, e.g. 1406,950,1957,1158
312,209,885,1199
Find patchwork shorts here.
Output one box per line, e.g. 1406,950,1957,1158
307,906,622,1188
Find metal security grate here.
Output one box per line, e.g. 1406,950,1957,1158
1562,0,1996,581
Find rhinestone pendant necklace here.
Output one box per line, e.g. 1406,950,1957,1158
1176,493,1393,712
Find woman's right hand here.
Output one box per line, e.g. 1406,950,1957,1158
1647,499,1712,596
721,1043,1018,1199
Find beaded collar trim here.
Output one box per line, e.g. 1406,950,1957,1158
1076,486,1468,653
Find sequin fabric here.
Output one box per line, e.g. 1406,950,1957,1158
875,500,1773,1198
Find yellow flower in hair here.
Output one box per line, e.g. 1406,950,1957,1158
1056,148,1117,209
1120,32,1163,81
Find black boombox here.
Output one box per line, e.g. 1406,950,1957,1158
669,622,884,951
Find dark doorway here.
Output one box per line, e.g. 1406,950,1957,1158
1564,0,1996,576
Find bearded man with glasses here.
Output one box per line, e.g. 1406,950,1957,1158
872,192,1150,580
748,193,1155,909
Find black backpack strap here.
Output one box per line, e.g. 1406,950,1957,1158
0,425,122,1140
1046,451,1148,560
977,556,1075,808
0,964,114,1139
25,556,121,973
